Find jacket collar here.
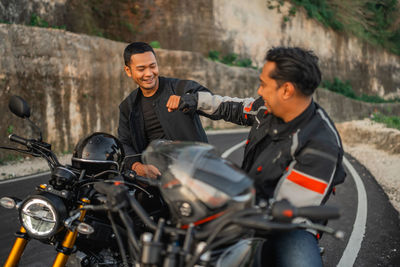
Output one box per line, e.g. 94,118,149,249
268,100,316,140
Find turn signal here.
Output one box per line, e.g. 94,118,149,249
0,197,17,209
77,222,95,235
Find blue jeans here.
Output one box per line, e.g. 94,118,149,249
262,230,322,267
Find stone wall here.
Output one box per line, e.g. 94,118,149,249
0,0,67,26
1,0,399,99
0,24,399,159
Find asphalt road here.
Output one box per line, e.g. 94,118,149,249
0,132,399,266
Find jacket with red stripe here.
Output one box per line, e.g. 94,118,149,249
196,92,346,206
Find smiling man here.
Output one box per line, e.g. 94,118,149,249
118,42,210,178
167,46,346,267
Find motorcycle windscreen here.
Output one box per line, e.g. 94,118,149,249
142,140,253,210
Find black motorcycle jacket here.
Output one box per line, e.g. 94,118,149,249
118,77,210,169
193,91,346,207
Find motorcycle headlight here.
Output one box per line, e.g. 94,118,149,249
19,193,67,239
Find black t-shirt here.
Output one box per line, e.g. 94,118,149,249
140,89,166,143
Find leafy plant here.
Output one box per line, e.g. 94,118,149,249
284,0,400,55
221,53,238,65
291,0,343,30
29,13,66,29
236,58,253,68
208,50,257,69
7,125,13,135
322,77,398,103
149,41,161,49
208,50,220,61
371,112,400,130
30,13,49,28
322,77,356,99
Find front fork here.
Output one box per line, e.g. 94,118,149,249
52,198,90,267
3,227,30,267
3,198,89,267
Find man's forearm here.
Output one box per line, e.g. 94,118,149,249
197,92,255,126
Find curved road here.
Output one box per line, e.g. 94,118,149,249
0,131,399,266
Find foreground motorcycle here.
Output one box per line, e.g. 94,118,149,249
0,96,165,266
75,142,345,266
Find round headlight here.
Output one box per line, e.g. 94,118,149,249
19,193,67,239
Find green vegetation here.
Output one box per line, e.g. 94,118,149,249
0,154,23,166
371,112,400,130
29,14,66,29
267,1,400,55
7,125,13,135
208,50,257,69
291,0,343,30
149,41,161,49
322,77,399,103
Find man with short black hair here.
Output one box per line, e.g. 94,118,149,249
118,42,210,178
167,46,346,266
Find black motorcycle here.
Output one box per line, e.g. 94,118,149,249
79,139,344,267
0,96,166,267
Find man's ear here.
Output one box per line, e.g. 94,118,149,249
124,66,132,77
281,82,295,100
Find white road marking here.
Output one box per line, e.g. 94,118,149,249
221,140,247,158
206,128,250,135
337,156,367,267
222,139,367,267
0,171,50,184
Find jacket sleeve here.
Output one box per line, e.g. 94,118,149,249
273,140,340,207
117,103,141,169
182,80,211,94
196,91,258,126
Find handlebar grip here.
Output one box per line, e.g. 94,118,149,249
8,134,28,146
272,200,340,221
123,170,159,186
296,206,340,220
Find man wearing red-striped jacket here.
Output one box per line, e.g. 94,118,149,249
167,47,346,267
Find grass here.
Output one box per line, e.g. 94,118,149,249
291,0,344,30
208,50,257,69
29,14,66,30
287,0,400,55
149,41,161,49
322,77,400,130
371,112,400,130
322,77,399,103
0,154,24,166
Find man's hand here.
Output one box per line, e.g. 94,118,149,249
166,95,181,112
166,94,198,113
132,162,161,179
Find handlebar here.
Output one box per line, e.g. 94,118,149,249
122,170,160,187
8,134,60,168
8,134,29,146
271,199,340,221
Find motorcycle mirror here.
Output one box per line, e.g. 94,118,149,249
8,95,44,141
9,95,31,119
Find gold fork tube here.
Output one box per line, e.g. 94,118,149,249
4,227,29,267
52,198,89,267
